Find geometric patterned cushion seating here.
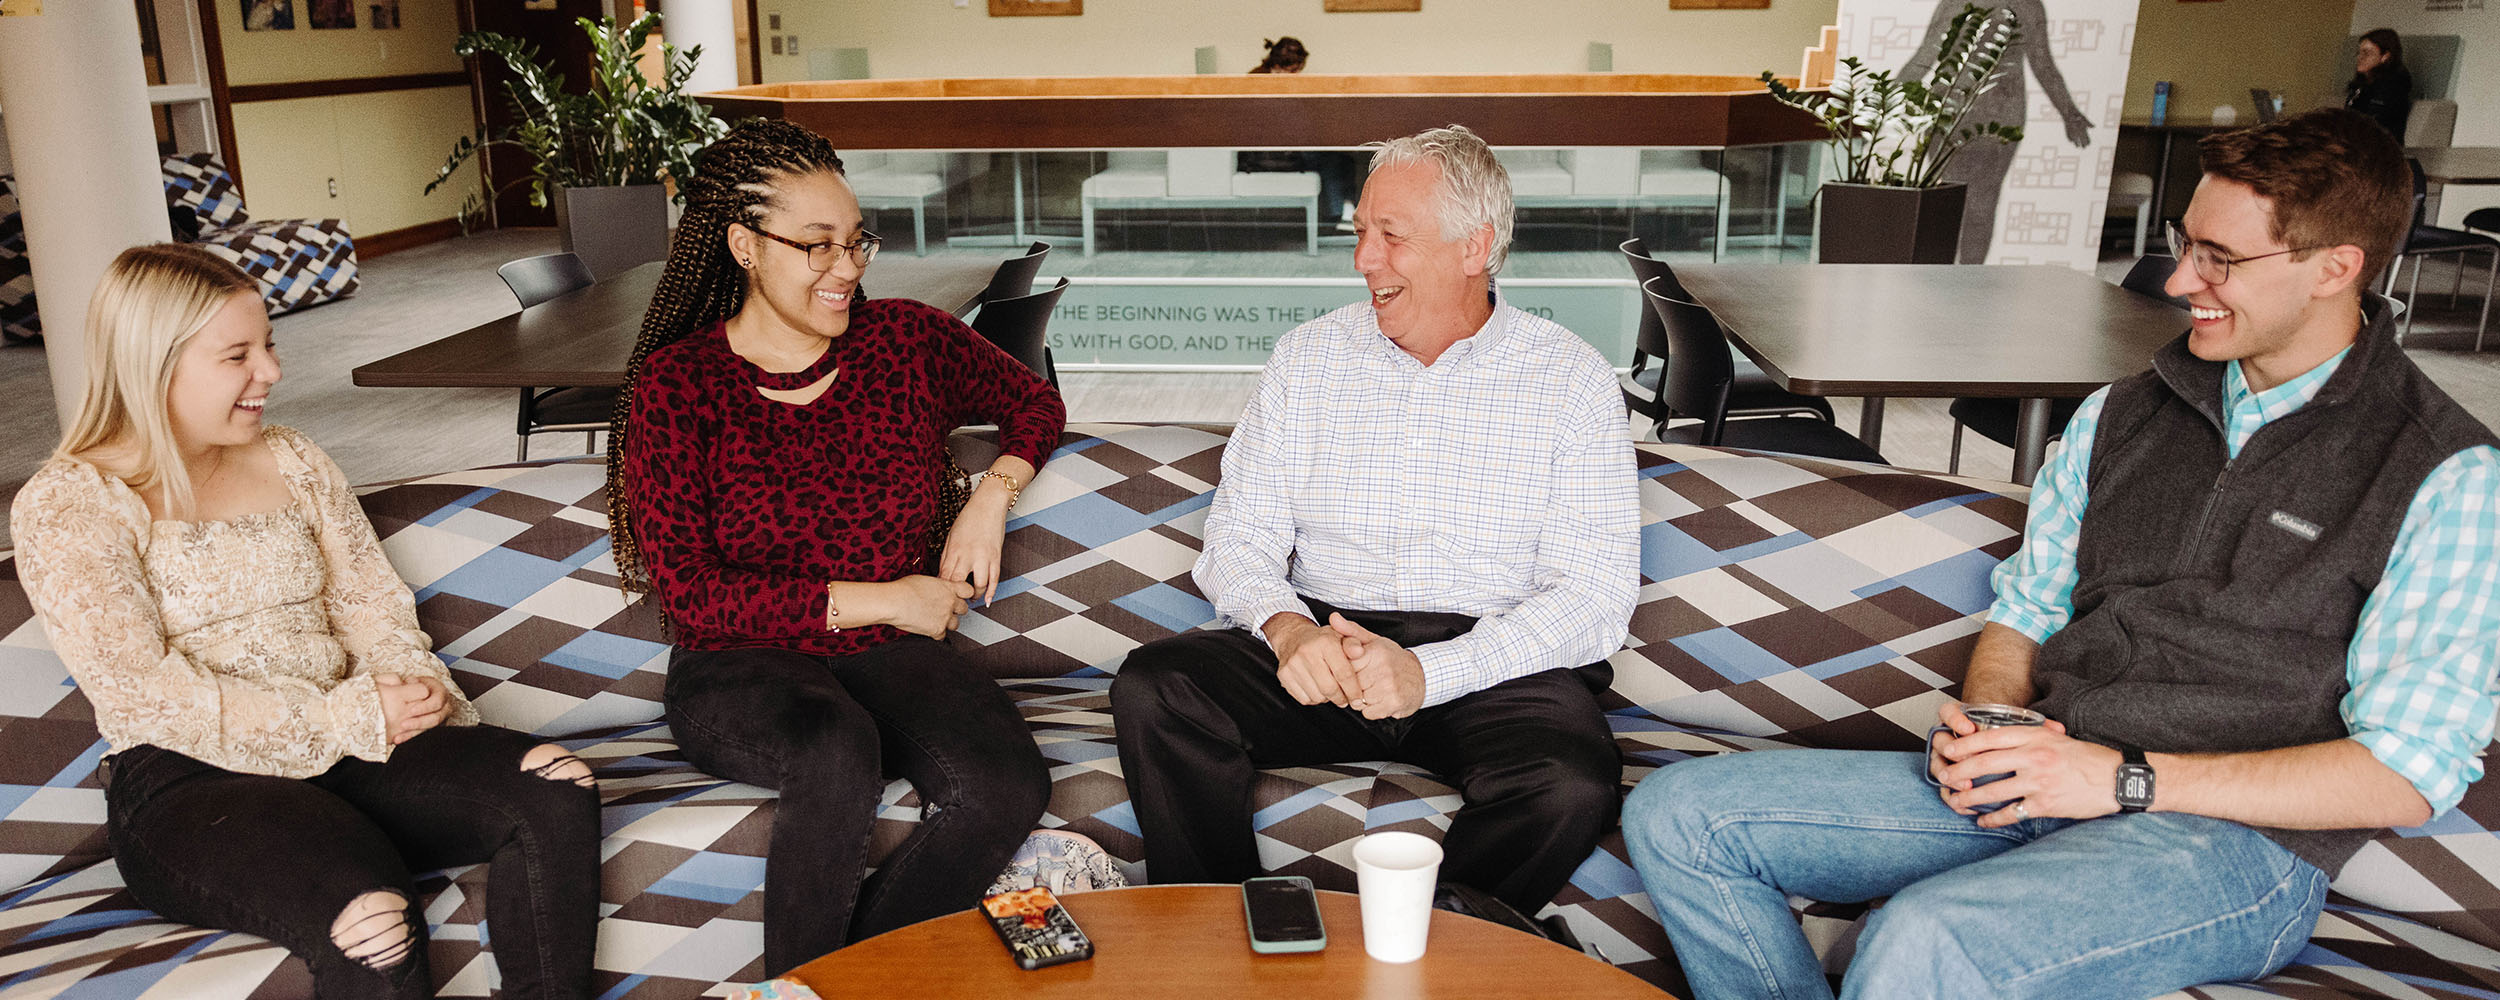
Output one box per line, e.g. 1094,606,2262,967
160,153,359,316
5,423,2499,999
0,175,35,343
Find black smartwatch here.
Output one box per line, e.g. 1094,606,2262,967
2115,744,2155,813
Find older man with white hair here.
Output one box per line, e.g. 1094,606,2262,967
1110,125,1640,917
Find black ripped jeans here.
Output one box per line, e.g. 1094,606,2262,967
664,636,1051,975
103,723,601,1000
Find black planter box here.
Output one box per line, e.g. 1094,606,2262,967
1817,182,1968,264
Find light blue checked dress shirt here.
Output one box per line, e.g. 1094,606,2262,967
1989,347,2500,816
1195,298,1642,708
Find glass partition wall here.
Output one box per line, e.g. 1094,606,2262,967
847,142,1819,369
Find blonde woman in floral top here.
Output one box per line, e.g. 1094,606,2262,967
10,244,600,1000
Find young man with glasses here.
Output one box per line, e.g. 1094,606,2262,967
1621,107,2500,999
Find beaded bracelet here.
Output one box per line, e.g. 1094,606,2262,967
970,470,1025,509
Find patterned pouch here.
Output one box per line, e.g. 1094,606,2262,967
987,829,1131,897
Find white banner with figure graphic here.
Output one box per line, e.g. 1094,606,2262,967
1836,0,2144,269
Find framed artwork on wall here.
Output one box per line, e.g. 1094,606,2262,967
309,0,354,28
243,0,294,30
0,0,41,16
1324,0,1422,9
368,0,398,27
990,0,1080,14
1669,0,1771,7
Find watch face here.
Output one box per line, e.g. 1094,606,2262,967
2118,764,2155,808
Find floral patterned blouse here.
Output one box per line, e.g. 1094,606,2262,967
11,425,476,778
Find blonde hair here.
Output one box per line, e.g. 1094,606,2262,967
54,243,259,519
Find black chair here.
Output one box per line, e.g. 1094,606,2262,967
2387,159,2497,348
1618,238,1832,436
2465,207,2500,238
1640,277,1886,463
496,253,615,461
983,241,1051,303
2118,252,2189,307
972,276,1069,388
1941,254,2184,473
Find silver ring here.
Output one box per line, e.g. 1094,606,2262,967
2013,802,2031,821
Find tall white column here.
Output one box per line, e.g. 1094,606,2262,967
666,0,740,93
0,2,172,426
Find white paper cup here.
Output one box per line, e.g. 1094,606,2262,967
1352,831,1443,963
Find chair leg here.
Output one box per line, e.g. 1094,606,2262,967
1947,423,1965,475
1082,199,1096,257
2480,249,2497,352
516,434,531,462
913,200,929,257
584,430,599,454
2403,257,2423,344
2131,205,2149,258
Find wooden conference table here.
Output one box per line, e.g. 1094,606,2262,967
350,255,997,389
785,885,1660,998
1673,263,2188,485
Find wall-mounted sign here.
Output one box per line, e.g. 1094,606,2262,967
1040,278,1639,369
991,0,1080,15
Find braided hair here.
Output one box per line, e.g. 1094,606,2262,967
605,117,845,594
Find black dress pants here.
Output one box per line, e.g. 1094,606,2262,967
1110,600,1620,914
103,724,601,1000
664,637,1050,975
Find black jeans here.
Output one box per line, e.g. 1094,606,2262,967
664,637,1050,975
103,724,600,1000
1110,600,1620,914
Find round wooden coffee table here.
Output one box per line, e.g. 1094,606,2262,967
786,884,1665,997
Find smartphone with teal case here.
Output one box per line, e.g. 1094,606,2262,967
1242,876,1327,954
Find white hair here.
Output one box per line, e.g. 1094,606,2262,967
1366,124,1515,274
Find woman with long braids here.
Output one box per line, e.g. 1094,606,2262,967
608,119,1058,973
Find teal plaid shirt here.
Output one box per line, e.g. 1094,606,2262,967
1989,348,2500,817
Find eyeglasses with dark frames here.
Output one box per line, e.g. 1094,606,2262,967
743,221,881,271
2164,221,2325,286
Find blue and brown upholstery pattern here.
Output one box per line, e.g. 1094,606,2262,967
0,175,35,344
4,424,2499,998
160,154,359,316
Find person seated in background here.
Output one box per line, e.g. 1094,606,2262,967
2346,28,2413,139
1238,35,1365,231
12,243,601,1000
609,118,1064,975
1112,124,1640,918
1622,107,2499,1000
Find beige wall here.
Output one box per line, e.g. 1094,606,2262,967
214,0,463,85
218,0,477,236
230,86,478,236
763,0,1841,83
2123,0,2356,122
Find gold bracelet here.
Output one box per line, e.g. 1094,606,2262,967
973,470,1024,510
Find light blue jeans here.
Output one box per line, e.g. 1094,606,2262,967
1621,749,2328,1000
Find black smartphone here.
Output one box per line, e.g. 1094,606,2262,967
1242,875,1327,953
982,887,1095,970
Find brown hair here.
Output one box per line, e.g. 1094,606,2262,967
2196,107,2411,292
1250,36,1308,74
2358,28,2404,77
604,117,845,594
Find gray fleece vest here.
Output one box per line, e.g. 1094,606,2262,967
2030,299,2496,875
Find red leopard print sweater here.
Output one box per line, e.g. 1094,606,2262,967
622,297,1064,654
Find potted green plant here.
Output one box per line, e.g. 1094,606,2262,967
1760,4,2024,264
427,12,728,278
